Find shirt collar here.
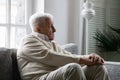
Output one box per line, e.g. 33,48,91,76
32,32,50,41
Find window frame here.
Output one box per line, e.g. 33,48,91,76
0,0,32,48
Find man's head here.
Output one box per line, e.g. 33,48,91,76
29,13,56,41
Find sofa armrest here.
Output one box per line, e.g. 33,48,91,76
104,61,120,80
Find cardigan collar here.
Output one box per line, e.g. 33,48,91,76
32,32,50,42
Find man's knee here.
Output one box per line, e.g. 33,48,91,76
65,63,83,74
88,65,108,74
97,65,108,73
67,63,81,69
63,63,86,80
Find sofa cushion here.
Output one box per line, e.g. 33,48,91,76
0,48,21,80
62,43,78,54
0,48,13,80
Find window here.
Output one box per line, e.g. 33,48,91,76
0,0,28,48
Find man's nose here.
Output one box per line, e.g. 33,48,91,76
52,26,56,32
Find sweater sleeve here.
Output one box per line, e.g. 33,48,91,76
18,36,80,67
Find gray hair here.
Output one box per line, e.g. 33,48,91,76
29,13,53,31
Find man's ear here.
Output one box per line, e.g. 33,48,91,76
34,26,41,32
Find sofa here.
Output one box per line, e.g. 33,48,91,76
0,43,120,80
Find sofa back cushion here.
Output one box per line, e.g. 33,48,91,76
0,48,21,80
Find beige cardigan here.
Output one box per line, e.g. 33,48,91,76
17,33,80,80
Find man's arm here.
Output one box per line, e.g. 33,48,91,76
18,36,80,67
52,42,104,66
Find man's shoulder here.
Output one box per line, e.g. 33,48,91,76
23,33,37,39
22,33,39,42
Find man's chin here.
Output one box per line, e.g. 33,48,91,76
49,37,54,41
49,38,54,41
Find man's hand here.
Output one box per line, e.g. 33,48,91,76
79,53,104,66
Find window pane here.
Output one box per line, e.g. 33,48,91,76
10,26,26,48
0,0,7,24
11,0,25,25
10,27,15,48
16,26,26,48
0,27,6,47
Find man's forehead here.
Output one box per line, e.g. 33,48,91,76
45,18,53,24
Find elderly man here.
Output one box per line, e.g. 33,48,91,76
17,13,109,80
